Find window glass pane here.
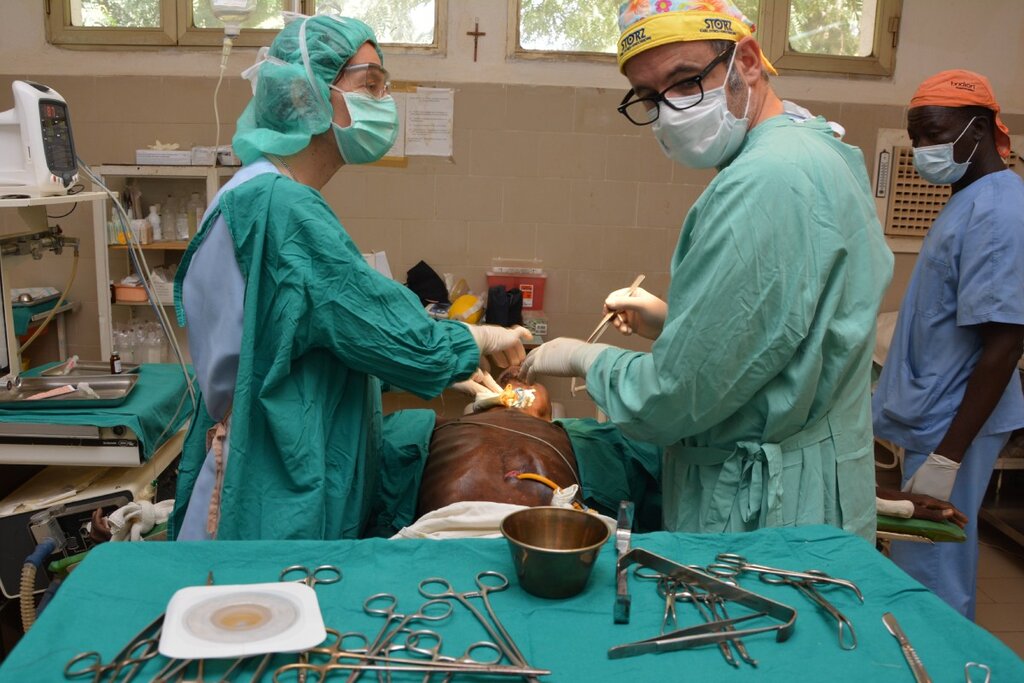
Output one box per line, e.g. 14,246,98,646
314,0,437,44
519,0,618,53
787,0,877,56
518,1,761,54
71,0,161,28
734,0,761,24
192,0,288,30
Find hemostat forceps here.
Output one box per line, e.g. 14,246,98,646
760,572,858,650
707,553,864,602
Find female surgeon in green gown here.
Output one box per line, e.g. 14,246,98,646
170,13,529,540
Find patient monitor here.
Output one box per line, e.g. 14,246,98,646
0,81,79,197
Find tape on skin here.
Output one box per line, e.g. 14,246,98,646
616,11,777,75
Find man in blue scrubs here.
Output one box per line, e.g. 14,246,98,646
873,70,1024,619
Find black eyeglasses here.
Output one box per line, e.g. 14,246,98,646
617,45,735,126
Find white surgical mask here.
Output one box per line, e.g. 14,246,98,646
329,88,399,164
651,51,751,169
912,116,980,185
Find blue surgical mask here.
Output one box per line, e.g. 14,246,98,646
912,116,980,185
329,88,399,165
651,50,750,169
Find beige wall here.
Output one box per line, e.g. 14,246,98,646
0,0,1021,416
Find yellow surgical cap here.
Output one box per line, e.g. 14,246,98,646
616,1,777,75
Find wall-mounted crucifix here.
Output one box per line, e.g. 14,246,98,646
467,20,486,62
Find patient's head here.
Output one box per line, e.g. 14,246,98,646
495,367,552,421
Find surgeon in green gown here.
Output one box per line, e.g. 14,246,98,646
522,1,893,541
170,13,529,541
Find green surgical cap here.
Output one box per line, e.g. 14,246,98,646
233,14,382,165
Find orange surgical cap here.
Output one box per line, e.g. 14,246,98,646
910,69,1011,159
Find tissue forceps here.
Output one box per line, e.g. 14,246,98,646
571,274,645,397
707,553,864,602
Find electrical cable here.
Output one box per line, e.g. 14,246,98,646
76,159,197,416
19,248,78,353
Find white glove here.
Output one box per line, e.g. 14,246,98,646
902,453,960,502
450,368,503,398
603,287,667,340
464,324,533,368
521,338,612,384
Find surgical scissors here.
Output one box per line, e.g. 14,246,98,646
418,572,540,683
64,613,164,683
760,572,857,650
707,553,864,602
280,564,342,590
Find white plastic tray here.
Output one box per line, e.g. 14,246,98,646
159,582,325,659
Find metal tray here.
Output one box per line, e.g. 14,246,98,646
41,360,141,377
0,375,139,409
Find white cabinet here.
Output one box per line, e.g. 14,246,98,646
89,165,236,360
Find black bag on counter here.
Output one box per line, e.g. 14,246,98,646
486,285,523,327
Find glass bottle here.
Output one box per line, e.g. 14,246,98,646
110,351,122,374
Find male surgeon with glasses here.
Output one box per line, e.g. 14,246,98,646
523,1,894,541
171,12,530,541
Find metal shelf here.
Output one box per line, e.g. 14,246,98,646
981,471,1024,548
93,165,236,178
0,191,105,208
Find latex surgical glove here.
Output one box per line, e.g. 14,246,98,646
603,287,667,340
450,368,503,398
902,452,960,503
464,324,533,368
521,338,612,384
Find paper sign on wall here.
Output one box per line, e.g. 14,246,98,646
405,87,454,157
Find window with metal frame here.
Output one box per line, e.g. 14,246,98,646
46,0,443,51
513,0,900,76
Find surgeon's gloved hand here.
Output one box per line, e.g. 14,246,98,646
450,368,503,398
521,338,612,384
464,324,533,368
603,287,667,340
902,453,961,502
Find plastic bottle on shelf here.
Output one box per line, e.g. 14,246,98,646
175,202,189,241
186,193,204,238
147,205,162,241
161,196,177,240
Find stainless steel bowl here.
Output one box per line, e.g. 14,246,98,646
500,507,610,599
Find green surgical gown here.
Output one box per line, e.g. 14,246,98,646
587,116,894,542
170,172,478,540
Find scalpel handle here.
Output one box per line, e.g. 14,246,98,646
901,642,932,683
883,612,932,683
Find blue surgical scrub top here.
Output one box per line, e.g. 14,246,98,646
873,169,1024,453
177,158,279,540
